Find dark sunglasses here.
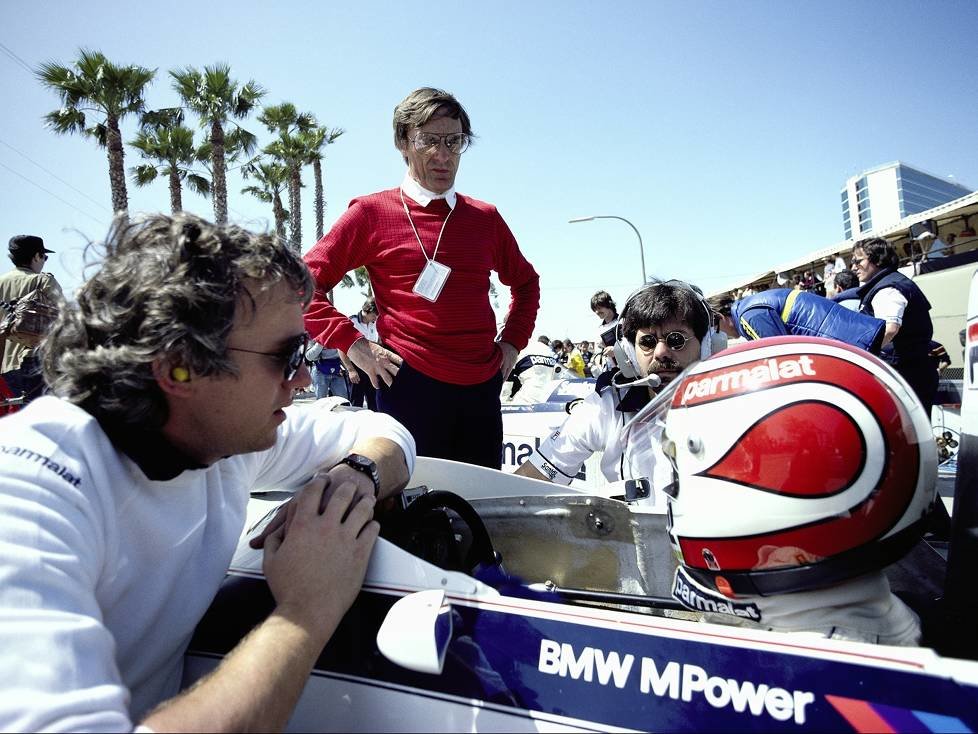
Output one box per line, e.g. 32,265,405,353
227,332,310,381
637,331,691,352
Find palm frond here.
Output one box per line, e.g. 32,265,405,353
225,126,258,158
139,107,184,129
186,173,211,196
42,107,86,135
131,164,159,186
89,122,108,147
241,185,273,203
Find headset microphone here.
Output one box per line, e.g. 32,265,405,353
612,372,662,390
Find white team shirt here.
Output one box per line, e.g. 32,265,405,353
0,396,415,731
870,287,909,325
526,382,673,505
351,313,379,342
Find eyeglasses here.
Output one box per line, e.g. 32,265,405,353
410,131,470,155
228,332,310,381
851,257,867,267
637,331,692,352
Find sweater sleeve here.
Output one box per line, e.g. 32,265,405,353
492,210,540,351
303,201,374,353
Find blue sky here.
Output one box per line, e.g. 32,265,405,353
2,0,976,344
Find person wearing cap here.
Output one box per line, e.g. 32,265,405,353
0,235,63,402
919,229,952,259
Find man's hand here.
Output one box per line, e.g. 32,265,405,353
263,475,378,634
144,476,379,733
249,464,377,550
338,350,360,385
348,338,402,389
499,341,518,379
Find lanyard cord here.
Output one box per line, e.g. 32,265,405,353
400,189,454,263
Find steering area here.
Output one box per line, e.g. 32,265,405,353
379,489,498,575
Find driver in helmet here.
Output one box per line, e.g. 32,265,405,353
644,336,937,645
516,280,722,501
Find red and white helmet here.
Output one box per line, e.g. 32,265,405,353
658,336,937,598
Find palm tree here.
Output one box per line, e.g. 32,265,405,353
170,64,264,224
36,49,155,217
304,125,345,242
130,108,210,213
241,158,290,243
259,103,316,252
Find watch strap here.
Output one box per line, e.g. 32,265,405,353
339,453,380,497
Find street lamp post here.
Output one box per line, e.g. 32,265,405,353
569,215,646,286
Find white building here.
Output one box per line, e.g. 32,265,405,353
841,162,971,240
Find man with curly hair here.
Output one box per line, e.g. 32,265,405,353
0,213,416,731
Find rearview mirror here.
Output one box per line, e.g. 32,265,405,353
376,590,452,675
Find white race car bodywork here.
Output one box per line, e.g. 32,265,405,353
185,458,978,732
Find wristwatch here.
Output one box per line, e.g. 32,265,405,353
338,453,381,497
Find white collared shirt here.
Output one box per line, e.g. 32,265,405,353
400,171,457,210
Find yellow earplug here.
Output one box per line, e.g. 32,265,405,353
171,367,191,383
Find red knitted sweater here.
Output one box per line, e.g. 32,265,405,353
304,188,540,385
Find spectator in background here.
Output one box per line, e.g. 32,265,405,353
801,270,816,291
552,339,567,364
303,87,540,469
537,334,551,352
0,235,63,404
578,340,594,366
305,341,350,400
591,290,619,369
928,340,951,374
822,256,836,285
718,287,885,354
591,290,618,330
851,237,937,414
945,233,958,256
830,268,859,295
829,269,860,309
565,338,587,378
347,299,379,410
923,231,955,260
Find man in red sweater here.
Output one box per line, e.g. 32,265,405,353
304,87,540,468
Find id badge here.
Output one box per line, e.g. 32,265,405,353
413,260,451,302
